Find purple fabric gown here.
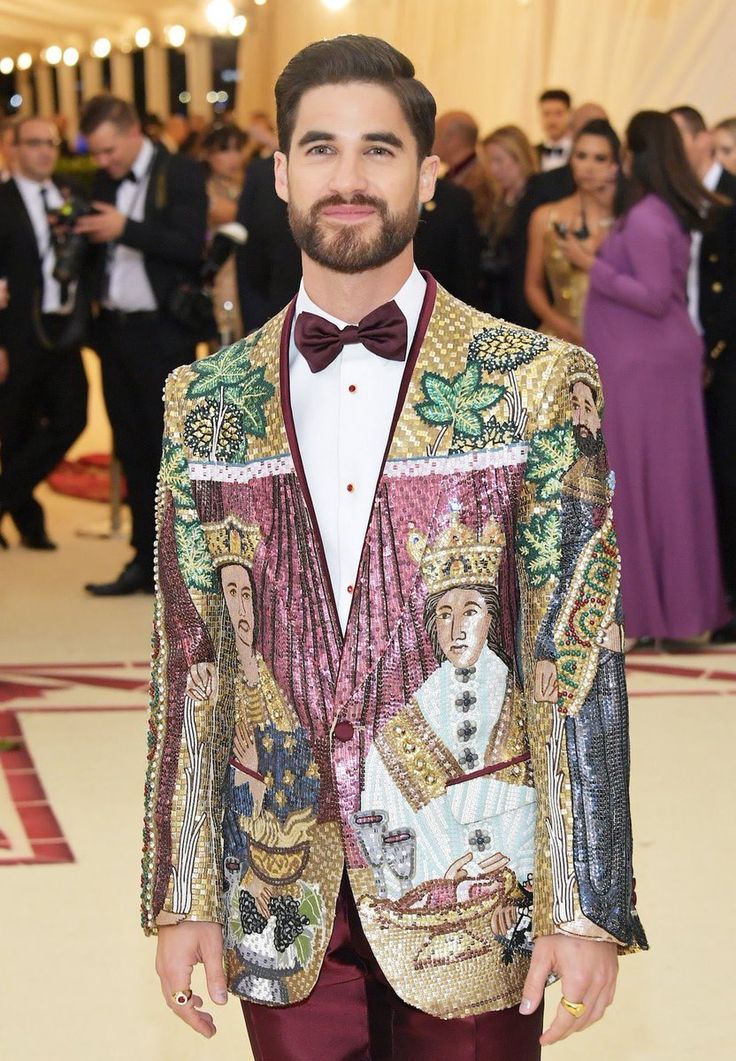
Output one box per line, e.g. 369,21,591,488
584,193,728,639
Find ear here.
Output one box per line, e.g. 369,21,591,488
418,154,440,205
273,150,289,204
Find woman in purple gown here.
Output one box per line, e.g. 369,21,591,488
562,111,728,645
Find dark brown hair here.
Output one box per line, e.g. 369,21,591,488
274,35,436,158
80,95,139,136
539,89,571,109
625,110,721,232
667,105,707,137
201,122,247,154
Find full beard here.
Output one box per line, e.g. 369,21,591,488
288,192,420,274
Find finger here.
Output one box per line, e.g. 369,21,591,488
519,945,553,1016
170,995,217,1039
91,201,112,212
201,929,228,1006
542,980,602,1044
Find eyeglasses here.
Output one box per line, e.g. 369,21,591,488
18,138,61,149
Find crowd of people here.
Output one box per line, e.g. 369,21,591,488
0,86,734,649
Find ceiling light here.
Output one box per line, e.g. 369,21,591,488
44,46,63,65
92,38,112,59
322,0,352,10
63,47,80,67
229,15,247,36
165,25,187,48
134,27,152,49
206,0,235,34
17,52,32,70
0,57,14,75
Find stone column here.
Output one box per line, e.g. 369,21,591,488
81,56,104,102
184,35,213,122
110,51,134,101
35,63,55,117
57,62,80,143
144,45,170,118
16,69,32,116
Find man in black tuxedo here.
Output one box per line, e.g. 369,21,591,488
534,89,572,171
78,95,210,595
236,155,302,332
0,117,89,550
670,105,736,619
413,177,481,306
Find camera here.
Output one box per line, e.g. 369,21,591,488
48,195,93,291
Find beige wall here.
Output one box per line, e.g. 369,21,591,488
235,0,736,140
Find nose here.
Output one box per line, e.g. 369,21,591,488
328,148,369,198
451,613,466,642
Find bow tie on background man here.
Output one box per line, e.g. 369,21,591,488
541,144,565,157
294,300,408,373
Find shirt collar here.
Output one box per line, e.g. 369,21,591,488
295,264,426,352
131,137,155,181
703,160,722,192
15,172,51,196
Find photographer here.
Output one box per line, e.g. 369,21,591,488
0,117,89,551
78,95,213,597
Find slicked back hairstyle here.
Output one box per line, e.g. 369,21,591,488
80,94,139,136
274,34,436,158
667,105,707,136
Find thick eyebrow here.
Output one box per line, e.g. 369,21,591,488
296,130,405,150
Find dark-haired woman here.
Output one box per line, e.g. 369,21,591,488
525,119,623,344
202,122,247,342
576,110,728,647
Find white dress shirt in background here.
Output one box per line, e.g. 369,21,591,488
15,173,74,314
105,137,157,312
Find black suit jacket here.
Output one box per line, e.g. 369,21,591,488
414,178,481,307
88,143,208,317
700,167,736,363
236,156,302,332
0,176,88,356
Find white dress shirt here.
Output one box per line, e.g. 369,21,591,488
539,136,572,172
15,173,73,314
687,160,722,333
289,266,426,631
105,137,157,312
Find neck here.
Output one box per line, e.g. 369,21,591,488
579,185,614,214
301,244,415,323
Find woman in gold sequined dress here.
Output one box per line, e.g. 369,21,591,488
525,120,622,344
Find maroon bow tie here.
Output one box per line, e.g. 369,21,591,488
294,301,408,373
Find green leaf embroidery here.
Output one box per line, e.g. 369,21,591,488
416,365,506,444
294,927,312,967
174,518,217,593
229,364,275,439
298,882,324,928
525,424,576,502
517,510,561,587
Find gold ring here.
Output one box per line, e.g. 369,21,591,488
172,989,192,1006
560,996,586,1019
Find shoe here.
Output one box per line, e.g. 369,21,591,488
19,531,57,550
85,560,154,597
658,632,711,654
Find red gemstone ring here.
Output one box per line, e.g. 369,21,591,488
172,989,193,1006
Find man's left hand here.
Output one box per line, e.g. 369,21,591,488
75,202,126,243
520,933,618,1045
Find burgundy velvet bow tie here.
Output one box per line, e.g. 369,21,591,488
294,301,408,373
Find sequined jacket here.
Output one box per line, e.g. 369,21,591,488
142,277,646,1019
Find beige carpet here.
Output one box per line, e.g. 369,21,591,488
1,353,733,1058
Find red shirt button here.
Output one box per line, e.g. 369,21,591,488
347,483,355,492
347,584,354,594
348,384,357,393
334,721,354,742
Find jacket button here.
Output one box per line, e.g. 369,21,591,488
712,281,723,293
709,253,719,263
334,721,354,742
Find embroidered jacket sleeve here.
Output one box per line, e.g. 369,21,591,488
141,367,228,934
517,343,647,951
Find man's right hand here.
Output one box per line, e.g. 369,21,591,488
0,346,8,384
155,921,228,1039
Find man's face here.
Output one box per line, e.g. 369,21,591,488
274,81,438,274
221,564,256,657
571,381,602,455
15,120,59,182
540,100,570,143
435,588,491,668
86,120,143,180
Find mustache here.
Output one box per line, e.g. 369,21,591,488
309,193,388,217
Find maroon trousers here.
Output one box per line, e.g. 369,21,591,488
242,875,543,1061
